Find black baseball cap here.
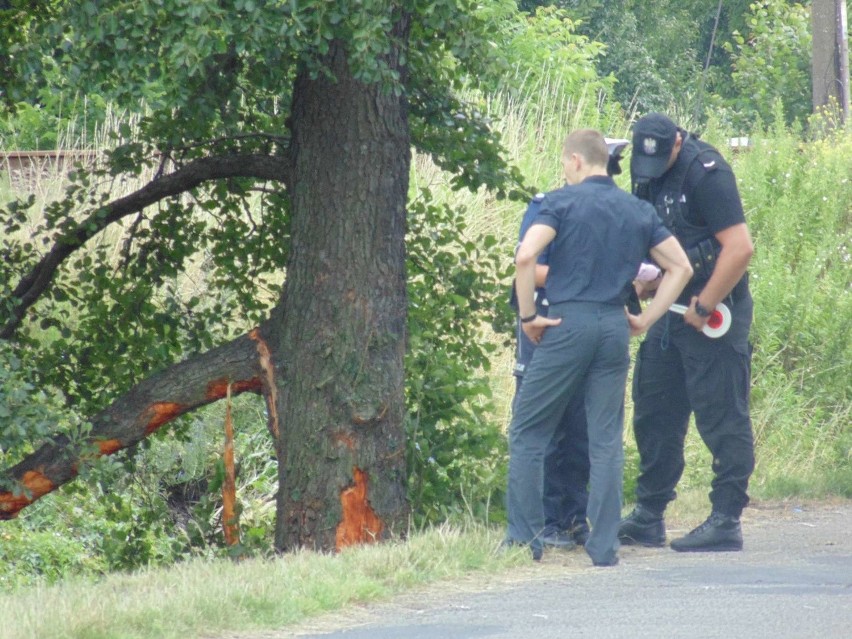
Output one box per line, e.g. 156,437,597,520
631,113,678,180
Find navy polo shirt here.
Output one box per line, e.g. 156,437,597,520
533,175,671,306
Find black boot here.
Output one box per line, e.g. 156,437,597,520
670,512,743,552
618,504,666,547
570,521,590,546
540,526,576,550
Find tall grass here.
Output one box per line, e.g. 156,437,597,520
732,123,851,497
0,105,146,203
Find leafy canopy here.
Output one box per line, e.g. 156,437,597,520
722,0,811,127
1,0,523,408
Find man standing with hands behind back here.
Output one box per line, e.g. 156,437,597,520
620,113,756,552
511,138,634,550
506,129,692,566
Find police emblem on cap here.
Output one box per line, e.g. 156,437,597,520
643,137,658,155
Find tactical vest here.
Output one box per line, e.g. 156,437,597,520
636,135,724,283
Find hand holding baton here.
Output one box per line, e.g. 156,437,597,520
669,302,732,338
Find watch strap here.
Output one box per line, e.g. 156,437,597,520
694,301,712,317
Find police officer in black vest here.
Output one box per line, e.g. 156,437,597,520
619,113,756,552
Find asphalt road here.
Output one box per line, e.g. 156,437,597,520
289,501,852,639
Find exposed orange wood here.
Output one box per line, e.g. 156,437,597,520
222,384,240,547
0,470,55,520
249,329,281,438
335,467,384,550
143,402,186,435
96,439,123,455
206,377,262,400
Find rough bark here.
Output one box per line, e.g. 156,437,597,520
271,34,411,551
0,328,274,519
811,0,850,124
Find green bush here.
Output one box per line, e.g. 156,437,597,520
0,524,106,590
477,1,615,107
405,192,513,525
730,123,851,495
735,125,851,403
0,341,92,479
0,40,110,151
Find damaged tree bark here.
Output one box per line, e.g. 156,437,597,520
2,24,413,552
0,329,274,519
270,36,411,551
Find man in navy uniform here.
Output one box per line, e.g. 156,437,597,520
619,113,755,552
513,189,590,549
512,139,635,548
506,129,692,565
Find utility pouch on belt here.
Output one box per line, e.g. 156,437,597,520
686,238,720,282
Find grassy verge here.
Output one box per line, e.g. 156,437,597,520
0,524,527,639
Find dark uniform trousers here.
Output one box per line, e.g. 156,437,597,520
513,377,589,533
632,295,755,518
507,302,628,564
542,401,589,532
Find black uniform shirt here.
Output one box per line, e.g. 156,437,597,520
684,161,746,233
534,175,671,306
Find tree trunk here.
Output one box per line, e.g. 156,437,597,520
271,37,411,551
811,0,850,125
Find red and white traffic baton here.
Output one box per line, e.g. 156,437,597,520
669,302,732,338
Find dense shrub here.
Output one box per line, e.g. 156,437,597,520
406,192,514,525
728,119,851,495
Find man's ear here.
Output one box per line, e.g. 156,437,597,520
571,152,582,170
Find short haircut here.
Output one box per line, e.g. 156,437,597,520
562,129,609,167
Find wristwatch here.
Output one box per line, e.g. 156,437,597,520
694,301,712,318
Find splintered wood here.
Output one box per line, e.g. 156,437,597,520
335,467,384,550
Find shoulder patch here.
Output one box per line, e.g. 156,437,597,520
694,146,725,173
532,192,545,203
